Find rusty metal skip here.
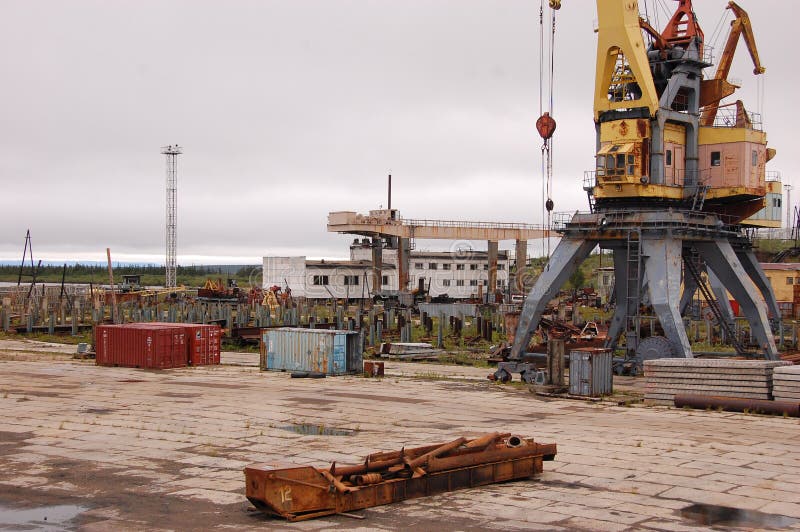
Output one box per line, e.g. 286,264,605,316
244,432,557,522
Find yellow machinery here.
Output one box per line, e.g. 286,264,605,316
496,0,782,382
590,0,777,225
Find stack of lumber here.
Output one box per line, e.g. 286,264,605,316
773,365,800,402
644,358,790,406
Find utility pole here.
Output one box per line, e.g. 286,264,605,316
785,183,793,231
161,145,182,288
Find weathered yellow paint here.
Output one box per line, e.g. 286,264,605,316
663,123,685,145
698,126,767,146
594,183,684,200
742,219,781,228
704,186,765,201
599,120,649,143
594,0,659,120
762,269,800,302
598,142,635,155
766,181,782,194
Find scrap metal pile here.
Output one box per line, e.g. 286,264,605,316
244,432,557,522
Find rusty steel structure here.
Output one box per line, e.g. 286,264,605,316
244,432,556,522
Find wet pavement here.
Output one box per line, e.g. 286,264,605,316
1,338,800,530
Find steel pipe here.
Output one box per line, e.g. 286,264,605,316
674,394,800,417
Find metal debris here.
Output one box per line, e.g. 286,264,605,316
244,432,556,522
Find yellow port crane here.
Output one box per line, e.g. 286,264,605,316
495,0,781,383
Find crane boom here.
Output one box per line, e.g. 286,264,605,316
700,1,765,126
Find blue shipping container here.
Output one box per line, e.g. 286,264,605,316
260,328,362,375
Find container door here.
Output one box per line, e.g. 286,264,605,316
265,334,273,369
175,331,187,368
210,327,220,364
143,332,153,368
332,334,346,374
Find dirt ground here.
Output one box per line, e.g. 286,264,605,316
2,338,800,531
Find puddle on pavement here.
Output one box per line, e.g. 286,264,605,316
680,503,796,528
277,424,356,436
0,504,86,530
82,408,115,415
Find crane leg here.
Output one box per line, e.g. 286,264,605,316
509,238,597,360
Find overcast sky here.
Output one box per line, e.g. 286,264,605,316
1,0,796,264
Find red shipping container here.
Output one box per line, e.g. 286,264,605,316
130,322,221,366
95,324,187,369
175,324,221,366
126,323,188,368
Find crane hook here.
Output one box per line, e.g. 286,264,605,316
536,112,557,140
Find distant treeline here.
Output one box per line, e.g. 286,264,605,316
2,263,262,287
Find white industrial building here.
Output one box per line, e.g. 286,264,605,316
263,239,513,300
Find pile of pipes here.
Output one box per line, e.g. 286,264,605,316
644,358,790,405
773,366,800,402
244,432,556,522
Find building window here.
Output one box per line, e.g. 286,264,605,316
497,280,503,288
483,264,489,270
382,275,389,286
456,280,465,286
443,279,451,287
343,275,359,286
603,274,610,285
470,264,478,271
752,150,758,167
312,275,329,286
497,264,505,270
483,280,488,286
428,263,438,270
442,263,451,270
456,264,465,271
711,151,721,167
666,149,672,166
787,277,794,285
414,262,423,269
469,280,478,286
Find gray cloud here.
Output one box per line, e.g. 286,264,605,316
0,1,795,263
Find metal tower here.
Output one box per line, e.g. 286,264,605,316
161,144,182,288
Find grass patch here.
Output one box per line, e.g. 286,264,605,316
0,330,92,345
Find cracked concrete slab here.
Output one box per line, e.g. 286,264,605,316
0,340,799,530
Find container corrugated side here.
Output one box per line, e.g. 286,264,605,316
132,322,220,366
95,323,186,369
262,328,361,375
569,348,613,397
126,323,187,368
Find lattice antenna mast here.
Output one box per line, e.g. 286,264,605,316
161,144,182,288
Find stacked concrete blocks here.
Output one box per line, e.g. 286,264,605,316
644,358,790,406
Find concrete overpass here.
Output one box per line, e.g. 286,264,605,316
328,209,551,297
